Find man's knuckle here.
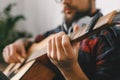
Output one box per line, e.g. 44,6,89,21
62,40,68,47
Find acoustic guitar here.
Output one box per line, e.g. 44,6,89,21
3,10,120,80
0,71,9,80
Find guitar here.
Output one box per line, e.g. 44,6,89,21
0,71,9,80
3,10,120,80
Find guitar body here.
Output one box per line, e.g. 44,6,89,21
21,55,64,80
19,59,55,80
10,55,64,80
5,55,64,80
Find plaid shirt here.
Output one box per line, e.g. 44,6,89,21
34,13,120,80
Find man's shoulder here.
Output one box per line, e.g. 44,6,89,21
44,25,63,36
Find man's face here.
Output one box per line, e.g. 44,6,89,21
62,0,91,22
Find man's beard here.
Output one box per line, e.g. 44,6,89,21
64,9,91,28
63,0,92,28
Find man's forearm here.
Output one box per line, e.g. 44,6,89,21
59,62,89,80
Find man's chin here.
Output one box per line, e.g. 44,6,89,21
65,11,75,18
64,13,75,25
65,14,74,20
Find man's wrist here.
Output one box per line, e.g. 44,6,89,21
59,62,88,80
15,38,33,50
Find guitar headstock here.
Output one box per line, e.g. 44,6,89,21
94,10,118,30
70,10,120,44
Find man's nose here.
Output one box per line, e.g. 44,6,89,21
62,0,71,4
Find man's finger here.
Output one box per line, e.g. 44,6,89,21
73,25,79,32
62,35,73,57
20,45,27,58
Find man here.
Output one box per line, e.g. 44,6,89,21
2,0,120,80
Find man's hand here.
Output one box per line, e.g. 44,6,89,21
47,31,80,69
47,25,80,69
2,39,27,63
47,25,88,80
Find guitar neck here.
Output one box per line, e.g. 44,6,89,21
26,10,120,63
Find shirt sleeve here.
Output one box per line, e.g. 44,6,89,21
34,26,62,43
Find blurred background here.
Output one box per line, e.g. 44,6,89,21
0,0,120,70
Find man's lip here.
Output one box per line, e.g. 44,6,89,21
64,8,71,12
